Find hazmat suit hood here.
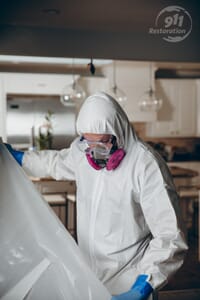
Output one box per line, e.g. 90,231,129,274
76,92,137,151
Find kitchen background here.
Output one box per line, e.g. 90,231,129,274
2,60,200,163
1,0,200,299
1,58,200,264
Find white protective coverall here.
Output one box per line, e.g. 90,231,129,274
23,92,188,296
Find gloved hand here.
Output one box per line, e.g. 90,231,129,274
4,143,24,166
111,275,153,300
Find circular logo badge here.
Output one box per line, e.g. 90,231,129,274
154,6,192,42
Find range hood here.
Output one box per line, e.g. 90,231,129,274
156,68,200,79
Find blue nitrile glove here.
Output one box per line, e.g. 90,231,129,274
111,275,153,300
5,143,24,166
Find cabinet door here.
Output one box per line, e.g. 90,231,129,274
146,79,196,137
177,80,196,136
197,81,200,136
146,121,171,137
4,73,73,95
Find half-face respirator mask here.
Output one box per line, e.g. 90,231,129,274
78,135,125,170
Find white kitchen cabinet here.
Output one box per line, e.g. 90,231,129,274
3,73,109,96
3,73,75,95
196,80,200,136
146,79,197,137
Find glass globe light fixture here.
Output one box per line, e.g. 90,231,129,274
139,63,163,112
60,79,86,105
60,59,86,106
139,87,163,112
108,61,127,104
110,85,127,103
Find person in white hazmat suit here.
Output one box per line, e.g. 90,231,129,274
6,92,188,300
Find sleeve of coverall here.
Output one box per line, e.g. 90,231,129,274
22,145,75,181
137,156,188,290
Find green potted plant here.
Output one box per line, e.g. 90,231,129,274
37,111,54,150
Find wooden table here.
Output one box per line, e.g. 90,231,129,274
31,177,77,239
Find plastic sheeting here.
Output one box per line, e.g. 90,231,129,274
0,140,111,300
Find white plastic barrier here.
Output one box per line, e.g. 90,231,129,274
0,140,111,300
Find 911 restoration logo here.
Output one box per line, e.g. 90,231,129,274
149,6,192,43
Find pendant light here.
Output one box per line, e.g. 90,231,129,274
108,61,127,104
60,59,86,106
138,63,162,112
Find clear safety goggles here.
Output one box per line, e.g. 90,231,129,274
77,136,113,156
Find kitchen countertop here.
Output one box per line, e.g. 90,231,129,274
30,177,76,194
169,166,199,178
30,176,64,182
